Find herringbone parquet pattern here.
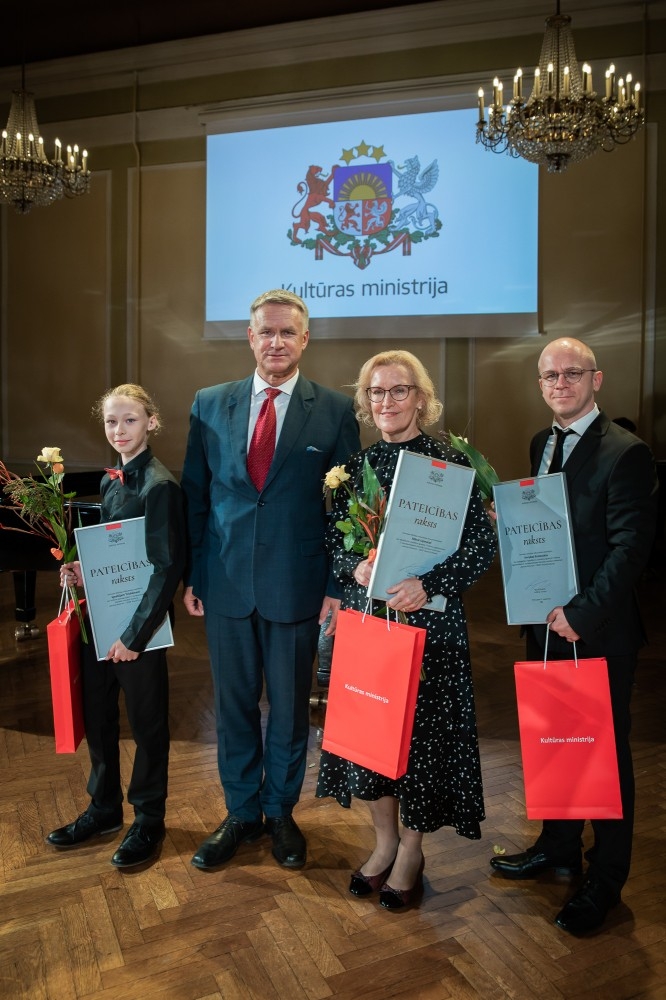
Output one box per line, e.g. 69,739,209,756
1,559,664,1000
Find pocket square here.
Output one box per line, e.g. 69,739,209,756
306,445,323,453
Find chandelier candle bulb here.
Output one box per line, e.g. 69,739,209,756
498,81,503,109
55,138,62,163
547,62,554,93
82,150,88,172
635,83,640,111
477,88,485,123
563,66,570,97
625,73,632,104
534,66,541,97
582,64,591,95
493,77,500,107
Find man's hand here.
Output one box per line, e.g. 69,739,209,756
183,585,205,617
546,606,580,642
319,596,341,635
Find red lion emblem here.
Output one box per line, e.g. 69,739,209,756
291,164,338,243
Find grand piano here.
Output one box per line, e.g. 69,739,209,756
0,470,102,640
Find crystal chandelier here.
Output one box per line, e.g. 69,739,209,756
475,4,645,173
0,69,91,214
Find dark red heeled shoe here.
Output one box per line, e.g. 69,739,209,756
379,854,425,911
349,858,396,897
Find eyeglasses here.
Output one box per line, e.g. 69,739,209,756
538,368,597,387
366,384,416,402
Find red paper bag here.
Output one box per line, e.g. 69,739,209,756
514,656,622,820
322,608,426,779
46,599,86,753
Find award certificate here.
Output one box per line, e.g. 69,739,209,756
368,450,476,612
493,473,579,625
74,517,174,661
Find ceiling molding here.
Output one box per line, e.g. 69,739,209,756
0,0,661,98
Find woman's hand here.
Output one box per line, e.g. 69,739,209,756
60,561,83,588
106,640,139,663
353,559,373,588
385,577,428,613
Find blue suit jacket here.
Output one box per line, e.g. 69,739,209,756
181,373,361,622
529,411,658,656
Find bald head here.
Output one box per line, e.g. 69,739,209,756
537,337,603,427
538,338,596,373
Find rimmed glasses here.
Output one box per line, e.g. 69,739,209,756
366,384,416,402
538,368,597,387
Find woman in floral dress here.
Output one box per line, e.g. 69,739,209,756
316,350,496,910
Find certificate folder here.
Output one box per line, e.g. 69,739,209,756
368,450,475,612
74,517,174,661
493,473,579,625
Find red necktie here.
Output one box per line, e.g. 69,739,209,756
247,388,281,491
105,467,125,485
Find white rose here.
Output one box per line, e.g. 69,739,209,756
36,447,64,464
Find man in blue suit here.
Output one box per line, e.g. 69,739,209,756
181,289,361,871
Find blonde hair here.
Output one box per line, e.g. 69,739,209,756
249,289,309,328
353,350,443,428
92,384,162,433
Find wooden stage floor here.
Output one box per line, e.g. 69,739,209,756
0,555,664,999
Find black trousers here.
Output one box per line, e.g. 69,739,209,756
526,628,636,896
81,637,170,825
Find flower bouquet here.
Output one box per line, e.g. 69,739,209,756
324,458,386,561
0,447,87,639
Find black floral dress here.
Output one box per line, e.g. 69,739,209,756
315,433,497,838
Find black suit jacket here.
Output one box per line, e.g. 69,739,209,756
528,411,658,658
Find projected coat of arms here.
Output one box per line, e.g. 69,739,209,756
288,141,442,270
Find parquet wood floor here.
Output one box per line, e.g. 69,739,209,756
0,557,664,1000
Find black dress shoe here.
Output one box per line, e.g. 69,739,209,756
490,847,582,880
379,854,425,911
46,809,123,848
111,821,165,868
265,815,306,869
555,876,620,935
191,815,265,870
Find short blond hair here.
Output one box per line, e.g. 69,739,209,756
353,350,443,428
249,289,309,328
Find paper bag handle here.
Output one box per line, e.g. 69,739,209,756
543,623,578,669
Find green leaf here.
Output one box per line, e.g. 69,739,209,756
448,431,500,501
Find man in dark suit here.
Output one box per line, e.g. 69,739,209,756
490,337,658,935
181,289,360,871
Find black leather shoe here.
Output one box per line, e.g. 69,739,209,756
46,809,123,848
111,821,165,868
265,815,306,869
191,815,265,870
490,847,582,880
555,876,620,935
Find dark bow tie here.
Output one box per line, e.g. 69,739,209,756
105,467,125,485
